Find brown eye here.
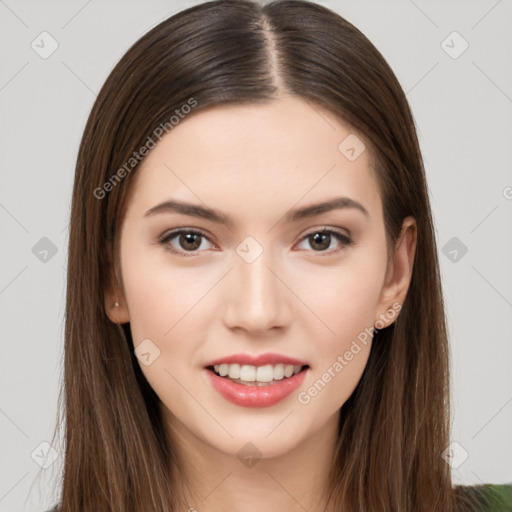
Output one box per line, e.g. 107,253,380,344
297,228,353,254
309,232,331,251
177,232,202,251
159,229,214,255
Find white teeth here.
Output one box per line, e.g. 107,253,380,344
218,363,229,377
212,362,305,383
239,364,256,382
256,364,274,383
273,364,285,380
284,365,294,378
228,363,240,379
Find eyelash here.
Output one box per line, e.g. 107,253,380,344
157,227,354,257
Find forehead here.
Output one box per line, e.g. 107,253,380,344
122,96,382,223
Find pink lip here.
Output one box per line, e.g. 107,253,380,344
204,352,309,367
204,367,308,408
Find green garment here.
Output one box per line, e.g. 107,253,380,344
455,484,512,511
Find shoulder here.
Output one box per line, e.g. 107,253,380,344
454,483,512,511
44,505,59,512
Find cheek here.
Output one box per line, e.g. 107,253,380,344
297,270,376,411
120,246,210,413
120,238,223,394
121,238,209,344
295,254,385,344
294,255,385,408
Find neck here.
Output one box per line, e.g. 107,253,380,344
163,410,341,512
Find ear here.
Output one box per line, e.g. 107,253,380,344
374,216,417,328
104,246,130,325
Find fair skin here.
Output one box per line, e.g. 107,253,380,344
105,95,416,512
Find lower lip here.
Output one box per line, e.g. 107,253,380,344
205,367,308,408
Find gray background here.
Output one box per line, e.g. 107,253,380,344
1,0,511,510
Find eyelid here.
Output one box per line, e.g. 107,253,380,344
158,227,212,241
299,225,351,241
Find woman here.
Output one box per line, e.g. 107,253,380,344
41,0,509,510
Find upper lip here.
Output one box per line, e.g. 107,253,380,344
204,352,309,368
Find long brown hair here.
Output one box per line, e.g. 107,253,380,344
41,0,478,510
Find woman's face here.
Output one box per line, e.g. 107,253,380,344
107,95,415,460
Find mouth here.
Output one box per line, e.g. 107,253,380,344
206,363,310,387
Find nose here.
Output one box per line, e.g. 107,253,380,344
222,245,292,335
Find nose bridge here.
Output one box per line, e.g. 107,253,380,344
223,236,289,332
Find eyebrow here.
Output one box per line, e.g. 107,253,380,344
143,196,369,226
